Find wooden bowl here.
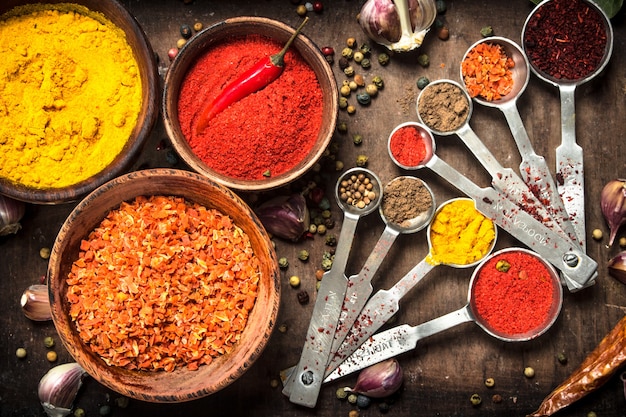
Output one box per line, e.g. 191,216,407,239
0,0,159,204
162,16,338,192
48,169,280,402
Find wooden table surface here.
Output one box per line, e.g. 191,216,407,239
2,1,626,416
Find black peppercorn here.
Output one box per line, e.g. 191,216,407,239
297,290,309,304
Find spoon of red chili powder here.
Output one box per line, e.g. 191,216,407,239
322,247,564,382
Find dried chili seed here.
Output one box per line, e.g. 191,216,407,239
297,290,310,304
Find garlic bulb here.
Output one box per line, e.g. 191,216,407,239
601,179,626,246
358,0,437,52
38,363,88,417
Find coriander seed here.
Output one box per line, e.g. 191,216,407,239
16,347,27,359
289,275,301,288
43,336,55,348
524,366,535,378
485,377,495,388
46,351,58,362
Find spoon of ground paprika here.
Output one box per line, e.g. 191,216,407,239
194,17,309,134
460,36,579,248
522,0,614,251
323,247,564,381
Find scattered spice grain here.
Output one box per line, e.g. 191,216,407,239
67,195,261,372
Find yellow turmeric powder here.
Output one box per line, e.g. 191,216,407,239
427,198,496,266
0,3,142,189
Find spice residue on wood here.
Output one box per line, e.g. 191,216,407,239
66,195,261,372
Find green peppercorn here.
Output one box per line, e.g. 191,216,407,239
356,154,369,167
524,366,535,378
43,336,55,348
180,24,192,39
16,347,27,359
278,323,288,333
325,235,337,246
353,51,364,63
417,76,430,89
335,160,344,171
341,47,354,59
347,105,356,115
344,66,356,77
40,247,51,259
289,275,301,288
360,58,371,69
480,25,494,37
436,0,447,14
417,53,430,67
372,75,384,89
336,387,348,400
339,97,349,109
317,224,327,235
377,53,390,66
352,134,363,145
587,411,597,417
321,209,331,219
74,408,86,417
356,92,371,105
347,393,358,404
337,121,348,133
99,405,112,416
365,84,378,97
470,393,482,406
298,250,310,261
484,377,495,388
278,257,289,269
308,224,317,234
321,257,333,271
496,259,511,272
557,352,568,364
359,43,371,56
316,280,321,290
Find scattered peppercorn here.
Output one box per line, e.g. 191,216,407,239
313,2,324,13
356,92,371,105
298,250,310,261
378,402,390,413
339,57,350,69
315,269,325,280
620,236,626,248
193,22,203,32
278,323,288,333
335,160,345,171
348,410,359,417
278,257,289,269
377,53,390,66
289,275,301,288
360,43,371,55
495,259,511,272
492,394,503,403
587,412,597,417
360,58,371,69
524,366,535,378
557,352,568,364
336,387,348,400
296,5,307,16
485,377,495,388
176,38,187,49
349,80,358,91
353,51,364,63
270,378,280,388
99,405,112,416
372,75,384,89
356,394,371,408
436,0,447,13
344,66,356,77
39,247,51,259
354,74,365,87
180,24,192,39
356,154,369,167
308,224,318,234
167,47,178,60
46,351,58,362
43,336,55,348
470,393,482,406
297,290,310,304
321,257,333,271
342,47,354,59
480,25,494,37
352,134,363,145
438,26,450,40
365,84,378,96
417,76,430,89
317,224,327,235
347,393,358,404
337,121,348,133
73,408,86,417
347,105,356,115
592,229,603,240
347,37,357,48
16,347,27,359
417,53,430,67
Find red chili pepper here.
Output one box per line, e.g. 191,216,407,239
195,17,309,134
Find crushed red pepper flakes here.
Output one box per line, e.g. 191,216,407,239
462,42,515,101
66,195,261,372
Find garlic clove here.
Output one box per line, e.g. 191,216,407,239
255,193,310,241
39,363,88,417
608,251,626,285
347,358,404,398
0,194,26,236
600,179,626,247
21,284,52,321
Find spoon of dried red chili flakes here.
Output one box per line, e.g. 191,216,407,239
66,195,261,372
461,42,514,101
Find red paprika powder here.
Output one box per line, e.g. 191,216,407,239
523,0,608,81
389,124,429,167
177,35,323,181
472,250,556,336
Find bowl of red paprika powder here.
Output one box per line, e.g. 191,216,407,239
163,16,338,192
48,168,281,402
0,0,160,204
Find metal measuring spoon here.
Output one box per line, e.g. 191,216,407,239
460,36,579,247
328,176,436,359
324,247,564,382
417,79,577,248
324,197,497,377
281,176,435,385
285,167,382,408
394,123,596,291
522,0,614,251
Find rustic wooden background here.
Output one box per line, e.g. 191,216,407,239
2,1,626,416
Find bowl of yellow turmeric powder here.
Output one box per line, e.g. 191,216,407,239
0,0,159,204
48,168,281,402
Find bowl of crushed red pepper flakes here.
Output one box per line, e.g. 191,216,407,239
47,168,280,402
0,0,160,204
162,16,338,192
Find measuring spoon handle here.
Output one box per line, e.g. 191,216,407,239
324,306,474,383
330,226,401,356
